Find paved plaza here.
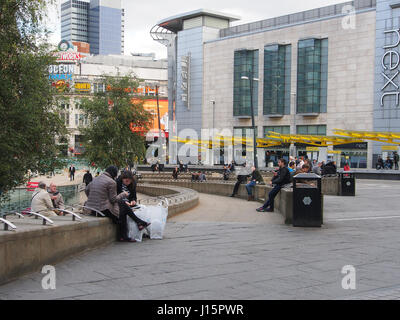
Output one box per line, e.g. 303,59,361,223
1,179,400,300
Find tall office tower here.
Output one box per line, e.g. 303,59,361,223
61,0,90,43
121,8,125,55
89,0,123,55
61,0,124,55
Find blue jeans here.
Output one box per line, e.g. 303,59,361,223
246,181,256,195
262,185,282,210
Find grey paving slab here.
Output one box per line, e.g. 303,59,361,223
1,180,400,300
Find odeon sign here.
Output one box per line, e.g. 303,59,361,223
381,29,400,107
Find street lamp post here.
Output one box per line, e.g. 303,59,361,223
210,100,216,166
241,73,259,168
155,84,162,140
290,92,297,158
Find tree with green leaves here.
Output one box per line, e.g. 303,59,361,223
0,0,66,198
79,75,152,169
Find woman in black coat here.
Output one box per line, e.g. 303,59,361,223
116,170,149,242
116,170,137,204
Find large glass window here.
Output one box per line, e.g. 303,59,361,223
233,50,259,117
297,125,326,135
297,38,328,114
233,127,258,160
264,126,290,137
263,44,291,115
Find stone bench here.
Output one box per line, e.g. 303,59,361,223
138,172,273,182
139,179,322,225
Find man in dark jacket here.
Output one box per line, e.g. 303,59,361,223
83,170,93,186
69,165,76,181
257,159,290,212
322,161,337,175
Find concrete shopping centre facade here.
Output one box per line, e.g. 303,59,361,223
153,0,400,168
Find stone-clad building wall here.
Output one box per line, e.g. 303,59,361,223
203,10,376,167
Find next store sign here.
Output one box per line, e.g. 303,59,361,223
381,29,400,107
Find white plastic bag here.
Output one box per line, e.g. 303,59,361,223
148,199,169,240
126,199,168,241
126,205,150,242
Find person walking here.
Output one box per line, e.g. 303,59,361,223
83,170,93,186
69,165,76,181
245,166,264,201
394,152,399,170
256,159,291,213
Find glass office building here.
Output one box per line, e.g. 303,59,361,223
61,0,90,43
61,0,124,55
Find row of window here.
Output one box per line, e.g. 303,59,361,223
263,44,291,115
233,38,328,117
233,50,259,117
234,125,327,139
72,4,89,9
61,113,89,127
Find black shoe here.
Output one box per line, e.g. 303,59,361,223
229,194,235,197
266,208,274,212
138,222,151,231
118,237,136,242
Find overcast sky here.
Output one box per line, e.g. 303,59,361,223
46,0,345,59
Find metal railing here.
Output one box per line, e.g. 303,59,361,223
0,185,81,213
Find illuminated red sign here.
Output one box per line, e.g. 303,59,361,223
54,51,84,62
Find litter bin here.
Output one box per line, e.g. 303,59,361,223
339,171,355,196
293,173,323,228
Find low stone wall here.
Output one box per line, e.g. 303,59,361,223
0,184,199,285
139,172,343,196
139,179,307,225
0,218,116,285
136,184,199,217
139,171,273,182
321,176,340,196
